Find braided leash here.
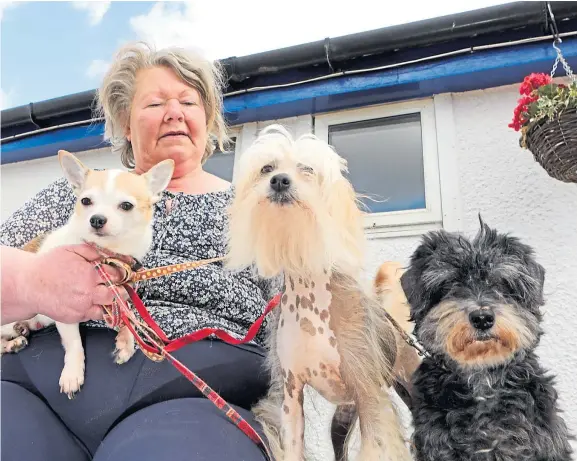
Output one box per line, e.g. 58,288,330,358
381,310,432,359
87,244,277,460
98,246,431,360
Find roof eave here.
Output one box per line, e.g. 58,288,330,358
2,1,576,138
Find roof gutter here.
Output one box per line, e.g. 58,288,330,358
1,90,96,135
2,1,577,135
219,1,577,82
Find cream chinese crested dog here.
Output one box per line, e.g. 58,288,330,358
225,125,412,461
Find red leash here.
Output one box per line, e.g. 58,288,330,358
89,250,280,460
124,284,280,354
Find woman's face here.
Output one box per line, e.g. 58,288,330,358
126,66,208,177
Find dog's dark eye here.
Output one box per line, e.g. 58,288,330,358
261,165,274,174
81,197,92,206
119,202,134,211
298,164,314,174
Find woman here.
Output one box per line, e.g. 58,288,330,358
0,42,280,461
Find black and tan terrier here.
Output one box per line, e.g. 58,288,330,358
400,217,573,461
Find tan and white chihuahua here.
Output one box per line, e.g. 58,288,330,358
1,150,174,398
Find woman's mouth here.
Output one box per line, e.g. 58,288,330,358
160,131,189,139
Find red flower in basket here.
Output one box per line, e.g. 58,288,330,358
519,73,552,95
508,73,577,134
508,73,563,132
508,94,538,131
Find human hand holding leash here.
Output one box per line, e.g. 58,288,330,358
2,243,126,325
32,243,129,322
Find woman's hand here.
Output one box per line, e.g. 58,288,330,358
1,244,126,325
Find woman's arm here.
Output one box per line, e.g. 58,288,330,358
1,243,125,325
1,245,38,324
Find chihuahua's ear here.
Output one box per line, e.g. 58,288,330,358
144,159,175,199
59,150,88,193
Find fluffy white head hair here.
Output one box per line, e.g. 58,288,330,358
225,124,366,279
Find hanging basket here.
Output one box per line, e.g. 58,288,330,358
509,37,577,184
524,108,577,183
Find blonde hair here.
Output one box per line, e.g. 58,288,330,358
95,41,229,169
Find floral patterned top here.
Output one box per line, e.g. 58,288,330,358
0,178,282,348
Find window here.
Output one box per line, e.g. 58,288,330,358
203,136,237,182
314,99,442,237
328,113,426,213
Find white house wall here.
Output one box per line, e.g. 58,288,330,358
1,147,126,221
1,82,576,458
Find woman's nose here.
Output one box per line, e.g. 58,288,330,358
163,99,184,122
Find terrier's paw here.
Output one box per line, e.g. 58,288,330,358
59,362,85,399
113,328,135,365
1,336,29,354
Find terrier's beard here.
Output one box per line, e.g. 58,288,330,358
422,301,535,369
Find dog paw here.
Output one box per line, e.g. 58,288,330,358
113,327,135,365
13,322,30,337
113,344,136,365
2,336,29,354
59,363,85,399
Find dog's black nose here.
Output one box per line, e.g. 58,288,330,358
90,215,107,229
270,173,291,192
469,309,495,331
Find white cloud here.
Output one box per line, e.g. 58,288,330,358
72,1,110,26
128,2,212,57
86,59,110,80
128,0,508,61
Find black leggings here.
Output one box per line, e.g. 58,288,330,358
0,326,270,460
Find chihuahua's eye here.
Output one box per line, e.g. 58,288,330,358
81,197,92,206
119,202,134,211
261,164,274,175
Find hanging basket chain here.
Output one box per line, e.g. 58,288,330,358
551,39,575,82
547,1,575,83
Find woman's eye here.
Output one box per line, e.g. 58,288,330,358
182,101,197,106
81,197,92,206
119,202,134,211
146,99,164,107
261,165,274,174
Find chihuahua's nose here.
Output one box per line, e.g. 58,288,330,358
270,173,291,192
469,309,495,331
90,214,107,229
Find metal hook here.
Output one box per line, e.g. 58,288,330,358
546,2,561,44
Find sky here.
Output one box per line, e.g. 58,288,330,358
0,0,508,110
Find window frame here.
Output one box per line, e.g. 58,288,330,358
204,126,244,182
230,123,256,180
314,98,443,238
